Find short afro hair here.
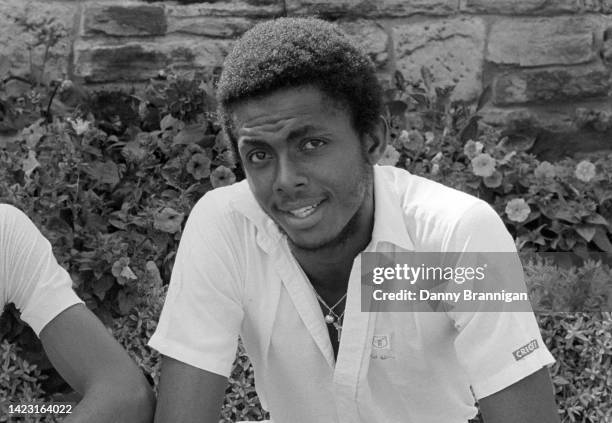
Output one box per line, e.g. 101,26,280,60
216,17,384,158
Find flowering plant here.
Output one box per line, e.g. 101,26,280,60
0,70,240,398
382,71,612,255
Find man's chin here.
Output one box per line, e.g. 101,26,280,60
288,234,336,252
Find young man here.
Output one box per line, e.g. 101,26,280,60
0,204,154,422
150,18,559,423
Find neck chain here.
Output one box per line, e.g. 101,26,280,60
313,290,347,341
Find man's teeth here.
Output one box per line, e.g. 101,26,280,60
289,203,319,218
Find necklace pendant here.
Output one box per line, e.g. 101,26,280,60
333,321,342,342
324,314,335,324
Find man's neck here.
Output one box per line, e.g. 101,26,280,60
291,194,375,293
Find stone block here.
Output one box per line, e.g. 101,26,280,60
460,0,581,14
583,0,602,12
480,107,575,132
83,5,167,37
166,0,283,18
393,17,486,101
493,65,612,105
167,16,255,38
285,0,456,17
0,0,76,81
487,17,596,66
338,20,390,66
74,38,231,83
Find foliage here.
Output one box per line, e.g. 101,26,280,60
0,64,611,422
0,340,52,423
381,70,612,256
0,69,239,396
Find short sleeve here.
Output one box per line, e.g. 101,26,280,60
446,201,555,399
0,205,83,336
148,194,245,377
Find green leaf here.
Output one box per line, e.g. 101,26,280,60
420,66,434,92
21,150,40,178
575,225,596,242
173,123,206,145
585,213,609,226
592,228,612,252
92,275,115,300
86,161,120,187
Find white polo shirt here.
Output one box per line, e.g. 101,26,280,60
0,204,82,336
149,165,555,423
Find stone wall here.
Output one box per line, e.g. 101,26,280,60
1,0,611,157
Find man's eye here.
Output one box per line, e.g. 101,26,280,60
247,151,270,164
302,139,326,151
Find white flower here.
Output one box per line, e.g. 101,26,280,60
471,153,496,177
425,131,435,144
59,79,73,92
574,160,596,182
463,139,483,159
398,129,424,151
534,161,556,179
431,151,443,164
505,198,531,223
378,145,401,166
67,117,90,135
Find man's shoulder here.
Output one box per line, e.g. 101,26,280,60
187,180,265,235
191,179,251,216
378,166,487,220
0,204,32,232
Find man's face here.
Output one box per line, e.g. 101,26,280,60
232,85,379,252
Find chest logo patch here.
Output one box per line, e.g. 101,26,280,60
372,335,390,349
512,339,539,361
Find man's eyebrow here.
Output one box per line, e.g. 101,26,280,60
286,125,318,142
239,125,326,147
238,139,268,149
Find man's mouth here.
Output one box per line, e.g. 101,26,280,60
280,200,324,219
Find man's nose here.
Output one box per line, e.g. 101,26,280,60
273,154,307,194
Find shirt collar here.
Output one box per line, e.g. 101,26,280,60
228,165,415,253
369,165,415,252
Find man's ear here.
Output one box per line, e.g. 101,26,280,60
363,115,388,165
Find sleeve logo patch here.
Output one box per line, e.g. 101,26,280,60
512,339,539,361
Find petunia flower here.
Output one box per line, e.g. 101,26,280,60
153,207,185,234
463,140,483,159
574,160,596,182
471,153,496,177
398,129,425,151
378,145,401,166
483,170,502,188
186,153,211,180
210,165,236,188
505,198,531,223
534,161,556,179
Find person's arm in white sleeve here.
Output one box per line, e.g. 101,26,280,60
447,201,559,423
149,194,246,422
1,205,155,423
